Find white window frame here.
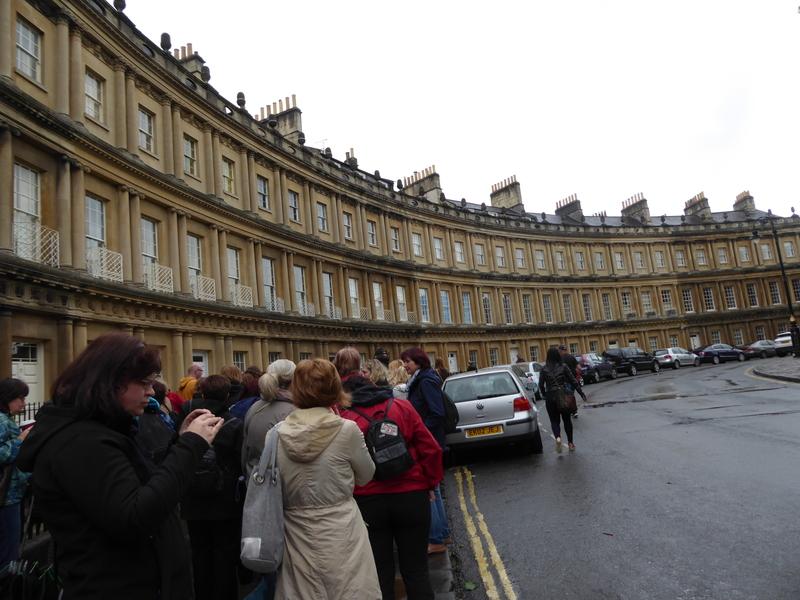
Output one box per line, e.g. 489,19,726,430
783,241,796,259
391,227,400,252
695,248,707,266
495,246,506,268
317,203,329,232
675,250,687,267
555,251,566,271
141,218,158,267
367,220,377,246
222,158,236,195
262,256,276,307
322,272,335,315
717,247,728,265
419,288,431,323
288,190,300,222
15,18,41,82
601,293,613,320
769,281,781,304
343,212,353,240
256,175,270,210
502,293,513,324
582,293,593,321
481,292,493,324
293,265,307,309
187,234,203,290
738,246,751,263
461,291,473,324
654,251,665,268
660,289,673,310
575,251,586,271
682,289,695,313
724,286,737,309
702,287,715,311
84,70,104,122
562,294,573,322
535,249,546,270
594,252,605,270
454,241,465,263
85,196,106,251
760,243,773,260
440,290,452,324
522,294,533,323
138,107,155,153
412,233,423,257
183,135,198,177
514,248,525,268
621,291,632,314
227,246,240,286
474,243,486,266
746,283,758,307
542,294,553,323
433,237,444,260
614,252,625,270
641,291,653,313
634,251,645,269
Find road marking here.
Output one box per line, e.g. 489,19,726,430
455,466,518,600
454,467,501,599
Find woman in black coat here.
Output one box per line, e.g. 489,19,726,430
539,346,586,452
17,333,223,600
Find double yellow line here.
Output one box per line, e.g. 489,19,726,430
453,466,517,600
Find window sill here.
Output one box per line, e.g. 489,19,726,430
223,191,239,200
138,146,160,160
184,171,203,183
15,69,47,92
258,206,272,214
85,115,110,131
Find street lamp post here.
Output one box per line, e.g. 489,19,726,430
752,210,800,356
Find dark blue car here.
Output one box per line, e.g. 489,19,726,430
693,343,746,364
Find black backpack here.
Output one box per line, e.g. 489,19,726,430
187,413,243,498
135,412,177,466
442,394,460,434
350,398,414,481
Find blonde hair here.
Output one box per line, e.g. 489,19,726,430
387,359,409,386
362,359,388,386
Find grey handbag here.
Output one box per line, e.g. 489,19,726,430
240,422,284,573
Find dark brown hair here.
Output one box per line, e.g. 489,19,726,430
52,333,161,426
0,378,29,413
198,374,231,403
291,359,345,409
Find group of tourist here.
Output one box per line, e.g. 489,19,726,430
0,334,451,600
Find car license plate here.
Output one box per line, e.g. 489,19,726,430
465,425,504,438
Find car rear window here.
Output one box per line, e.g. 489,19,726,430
655,350,667,355
444,372,519,403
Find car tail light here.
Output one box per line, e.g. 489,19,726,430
664,354,672,360
513,396,531,412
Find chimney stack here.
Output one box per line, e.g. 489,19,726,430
620,193,650,224
402,166,443,204
555,194,584,222
684,192,711,220
489,176,524,212
733,190,755,215
260,95,303,143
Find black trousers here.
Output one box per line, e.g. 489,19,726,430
186,518,240,600
545,396,574,443
356,490,434,600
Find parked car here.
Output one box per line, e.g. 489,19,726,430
774,332,793,357
577,353,617,383
693,343,746,364
509,361,543,400
654,347,700,369
442,366,543,454
602,347,660,376
736,339,778,359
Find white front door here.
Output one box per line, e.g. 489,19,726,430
448,352,458,374
690,334,701,350
509,348,519,364
11,342,44,408
191,350,209,377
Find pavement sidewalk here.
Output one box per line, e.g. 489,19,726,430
394,549,456,600
751,356,800,383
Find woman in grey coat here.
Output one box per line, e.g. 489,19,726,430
241,359,296,476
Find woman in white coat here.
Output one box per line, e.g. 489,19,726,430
275,358,380,600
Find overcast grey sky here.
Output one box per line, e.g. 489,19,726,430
125,1,800,218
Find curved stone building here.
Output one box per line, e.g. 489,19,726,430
2,0,799,404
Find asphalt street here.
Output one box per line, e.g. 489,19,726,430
444,358,800,600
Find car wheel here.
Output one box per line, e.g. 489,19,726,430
674,360,681,369
610,368,618,379
629,364,637,376
712,355,720,365
760,351,767,359
652,362,660,373
777,351,786,357
737,352,745,362
694,358,700,367
593,371,601,384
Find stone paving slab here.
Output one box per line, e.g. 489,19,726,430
752,356,800,383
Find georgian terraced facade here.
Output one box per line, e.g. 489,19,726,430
2,0,800,405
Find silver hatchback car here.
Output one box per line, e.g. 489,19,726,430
443,366,543,454
654,347,700,369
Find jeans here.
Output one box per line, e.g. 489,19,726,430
429,485,450,544
0,503,21,575
357,490,433,600
243,572,277,600
545,397,574,443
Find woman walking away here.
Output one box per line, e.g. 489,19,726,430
16,333,224,600
539,347,587,452
400,347,450,554
0,378,32,577
275,359,380,600
341,360,443,600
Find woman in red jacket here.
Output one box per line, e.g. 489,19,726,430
335,348,443,600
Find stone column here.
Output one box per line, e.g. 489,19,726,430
182,334,193,372
261,339,270,364
357,204,368,248
208,224,220,294
379,212,389,254
224,336,233,366
55,18,69,114
305,181,315,236
73,320,88,356
239,147,251,209
286,340,296,363
248,153,258,212
254,242,265,307
248,238,258,295
214,335,225,371
363,273,373,320
125,71,138,154
279,169,289,224
310,260,321,311
203,127,214,194
70,164,86,270
403,219,413,260
337,265,347,313
252,338,263,369
69,28,84,123
219,229,229,301
454,285,463,324
133,327,145,341
171,331,184,389
171,103,182,179
332,194,342,244
113,63,127,148
0,0,11,78
117,186,131,279
57,318,74,372
129,191,143,283
211,132,222,196
281,251,291,311
423,224,433,265
286,253,296,312
465,232,475,270
168,209,180,292
161,98,174,175
0,309,11,379
386,275,396,317
273,165,285,223
56,158,72,266
177,213,189,293
0,127,12,252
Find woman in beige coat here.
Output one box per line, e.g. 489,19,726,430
275,358,381,600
